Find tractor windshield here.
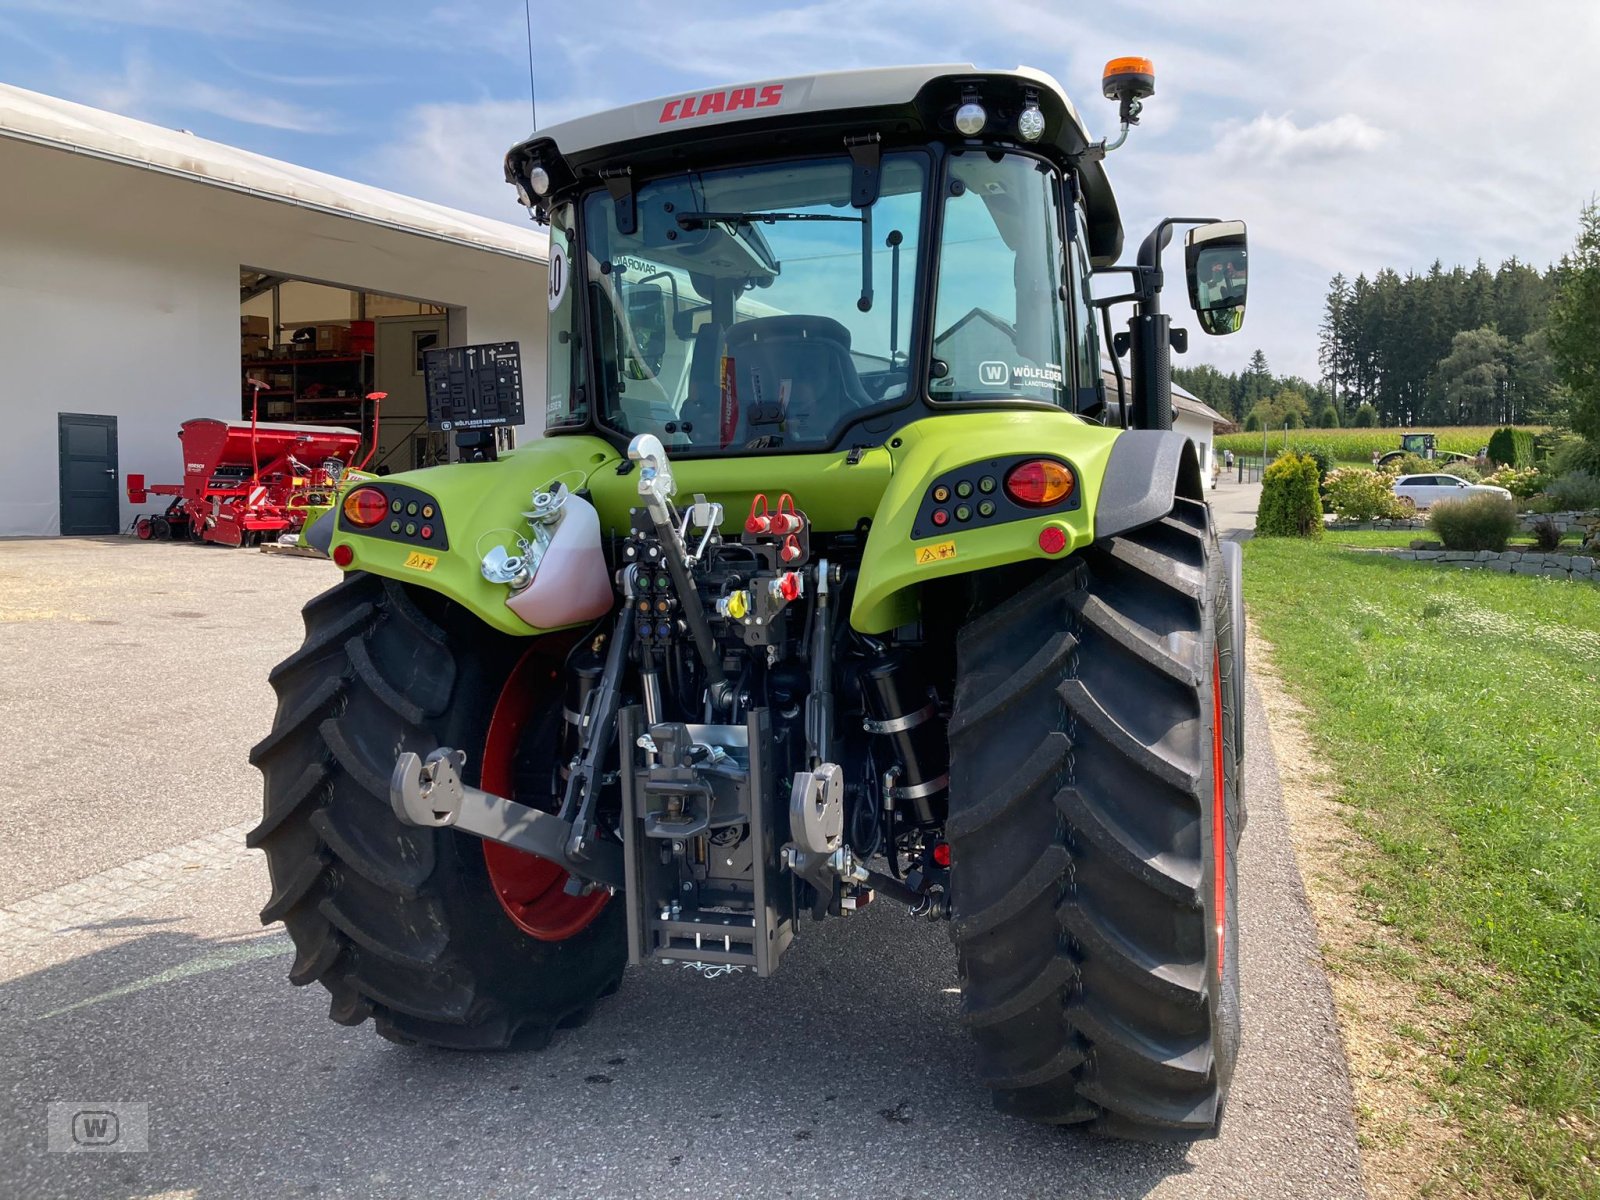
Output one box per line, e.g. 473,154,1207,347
554,153,928,451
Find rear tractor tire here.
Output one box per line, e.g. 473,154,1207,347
946,497,1242,1140
249,572,627,1049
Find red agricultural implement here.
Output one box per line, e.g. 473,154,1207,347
128,387,386,547
129,418,363,547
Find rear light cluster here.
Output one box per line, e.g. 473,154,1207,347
342,486,389,527
1004,460,1075,507
913,456,1078,542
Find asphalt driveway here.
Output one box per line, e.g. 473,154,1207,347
0,532,1361,1200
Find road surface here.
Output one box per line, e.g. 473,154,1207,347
0,530,1362,1200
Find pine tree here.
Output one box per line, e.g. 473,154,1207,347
1318,273,1351,407
1548,200,1600,445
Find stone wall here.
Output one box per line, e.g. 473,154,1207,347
1325,509,1600,535
1384,547,1598,581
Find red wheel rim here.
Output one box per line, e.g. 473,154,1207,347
481,642,610,941
1211,646,1227,979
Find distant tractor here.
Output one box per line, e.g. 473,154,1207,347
1376,432,1473,469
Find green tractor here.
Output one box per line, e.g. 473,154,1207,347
252,58,1250,1141
1376,431,1474,469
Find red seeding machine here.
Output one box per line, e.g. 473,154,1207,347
129,418,362,547
128,390,386,547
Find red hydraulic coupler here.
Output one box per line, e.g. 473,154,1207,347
769,493,803,535
745,493,771,535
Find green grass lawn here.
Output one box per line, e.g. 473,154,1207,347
1244,539,1599,1197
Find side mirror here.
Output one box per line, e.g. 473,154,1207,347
1185,221,1248,335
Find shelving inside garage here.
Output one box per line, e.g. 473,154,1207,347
239,271,445,431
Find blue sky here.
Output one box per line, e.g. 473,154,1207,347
3,0,1598,380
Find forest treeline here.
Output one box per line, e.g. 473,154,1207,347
1173,247,1581,431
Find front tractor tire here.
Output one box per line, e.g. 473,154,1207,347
947,497,1242,1141
249,573,627,1049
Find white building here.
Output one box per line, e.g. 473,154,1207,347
0,85,550,537
1102,367,1228,484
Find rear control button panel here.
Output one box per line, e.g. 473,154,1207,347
338,482,449,550
910,456,1079,541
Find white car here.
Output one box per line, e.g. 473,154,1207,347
1392,473,1512,510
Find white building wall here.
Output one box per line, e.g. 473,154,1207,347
0,136,547,536
1174,408,1216,487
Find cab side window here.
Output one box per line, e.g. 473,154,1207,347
1068,211,1101,413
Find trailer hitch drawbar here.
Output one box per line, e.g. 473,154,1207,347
389,747,624,892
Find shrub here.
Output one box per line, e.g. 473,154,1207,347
1273,440,1338,478
1487,426,1535,467
1544,470,1600,511
1428,492,1517,552
1324,468,1409,521
1391,453,1434,476
1549,436,1600,477
1484,465,1545,498
1316,405,1340,428
1256,452,1324,538
1243,411,1262,433
1444,461,1483,484
1351,403,1378,427
1529,515,1563,552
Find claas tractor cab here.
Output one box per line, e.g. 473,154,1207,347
254,60,1250,1141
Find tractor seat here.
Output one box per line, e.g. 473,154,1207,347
721,316,872,444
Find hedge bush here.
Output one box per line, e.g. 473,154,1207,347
1323,468,1409,521
1549,436,1600,477
1256,452,1324,538
1545,470,1600,510
1487,426,1535,468
1428,492,1517,552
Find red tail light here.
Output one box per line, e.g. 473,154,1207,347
1004,460,1074,507
342,486,389,527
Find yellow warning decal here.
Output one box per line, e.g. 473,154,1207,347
403,551,438,572
915,540,957,565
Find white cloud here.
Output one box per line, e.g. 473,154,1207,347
1213,112,1386,165
76,49,333,134
361,97,544,219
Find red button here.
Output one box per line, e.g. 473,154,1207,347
931,509,949,527
420,524,433,539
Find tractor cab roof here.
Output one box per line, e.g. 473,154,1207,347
506,64,1124,265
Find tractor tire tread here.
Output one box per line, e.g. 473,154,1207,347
253,574,627,1052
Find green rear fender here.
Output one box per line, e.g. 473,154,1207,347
327,436,621,637
851,412,1121,634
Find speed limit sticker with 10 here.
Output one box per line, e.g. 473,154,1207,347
547,242,568,312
